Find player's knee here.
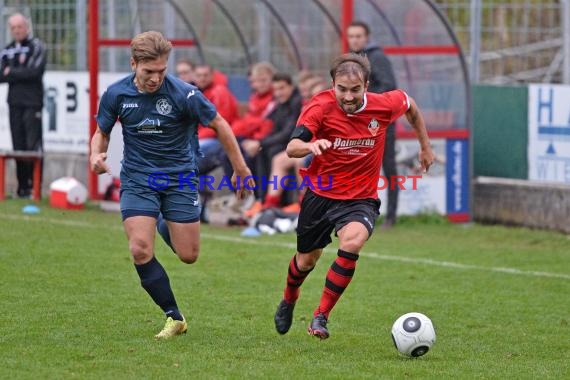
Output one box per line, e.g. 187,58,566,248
129,239,153,263
296,250,321,270
177,246,200,264
297,256,315,270
340,242,364,254
339,232,367,253
340,236,367,252
179,254,198,264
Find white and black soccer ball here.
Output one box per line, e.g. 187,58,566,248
391,312,436,357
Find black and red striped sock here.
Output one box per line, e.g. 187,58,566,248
283,255,313,304
314,249,359,318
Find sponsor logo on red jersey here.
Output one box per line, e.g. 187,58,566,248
332,137,376,150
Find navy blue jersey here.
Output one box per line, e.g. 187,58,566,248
96,73,217,173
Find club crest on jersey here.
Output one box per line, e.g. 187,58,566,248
368,118,380,136
156,98,172,115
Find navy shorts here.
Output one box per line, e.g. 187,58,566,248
119,167,200,223
296,189,381,253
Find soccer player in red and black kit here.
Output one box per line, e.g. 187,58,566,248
274,53,435,339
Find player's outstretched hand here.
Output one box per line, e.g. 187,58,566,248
232,167,255,200
90,152,112,175
310,139,332,156
418,148,435,173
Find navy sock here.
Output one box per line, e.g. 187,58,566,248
134,256,183,321
156,213,174,252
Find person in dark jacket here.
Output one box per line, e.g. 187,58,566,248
0,13,47,198
241,72,303,216
347,20,399,228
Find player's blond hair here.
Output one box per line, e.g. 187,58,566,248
131,31,172,63
329,53,371,83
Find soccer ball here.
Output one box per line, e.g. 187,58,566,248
391,312,436,357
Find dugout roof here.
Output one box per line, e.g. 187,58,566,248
89,0,470,199
93,0,469,133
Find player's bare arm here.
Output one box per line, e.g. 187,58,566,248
405,97,435,173
209,113,255,198
286,138,332,158
89,126,112,174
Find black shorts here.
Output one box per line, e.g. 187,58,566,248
296,189,381,253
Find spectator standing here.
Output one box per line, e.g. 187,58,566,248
0,13,47,198
347,20,399,228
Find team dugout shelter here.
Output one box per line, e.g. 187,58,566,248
88,0,471,222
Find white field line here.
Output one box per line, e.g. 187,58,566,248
198,234,570,280
3,213,570,280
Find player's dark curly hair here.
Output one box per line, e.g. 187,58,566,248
329,53,371,83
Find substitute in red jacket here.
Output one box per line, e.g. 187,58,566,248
194,64,239,140
231,61,276,140
192,64,239,175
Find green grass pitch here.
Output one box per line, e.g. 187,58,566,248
1,199,569,379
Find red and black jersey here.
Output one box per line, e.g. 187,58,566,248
297,88,410,200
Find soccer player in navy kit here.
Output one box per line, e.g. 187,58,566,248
274,54,435,339
90,31,253,339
